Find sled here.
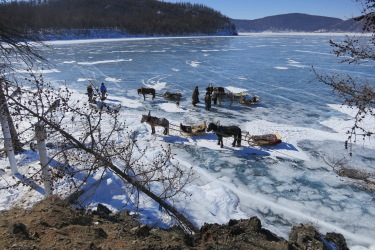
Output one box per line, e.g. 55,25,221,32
245,132,282,146
239,95,260,105
180,121,206,136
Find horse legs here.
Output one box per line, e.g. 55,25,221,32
232,134,241,147
163,127,169,135
151,125,155,134
237,135,241,147
143,94,146,101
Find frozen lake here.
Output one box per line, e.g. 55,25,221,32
32,34,375,247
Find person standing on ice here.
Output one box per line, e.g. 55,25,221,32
192,86,199,106
204,91,211,111
100,83,107,100
87,85,94,103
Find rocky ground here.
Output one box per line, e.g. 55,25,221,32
0,196,349,250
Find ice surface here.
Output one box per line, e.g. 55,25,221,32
1,34,374,248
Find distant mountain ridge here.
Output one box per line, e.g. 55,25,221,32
232,13,365,33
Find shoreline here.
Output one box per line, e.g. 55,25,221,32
41,32,368,46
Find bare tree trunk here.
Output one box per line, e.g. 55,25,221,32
0,80,23,154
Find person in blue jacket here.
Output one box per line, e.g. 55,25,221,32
100,83,107,100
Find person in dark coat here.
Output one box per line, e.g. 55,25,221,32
87,85,94,103
192,86,199,106
204,91,212,111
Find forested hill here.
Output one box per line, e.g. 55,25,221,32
232,13,365,33
0,0,238,38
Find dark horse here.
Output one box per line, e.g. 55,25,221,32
137,87,156,101
207,122,241,148
141,115,169,135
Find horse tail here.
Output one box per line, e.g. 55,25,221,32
152,89,155,100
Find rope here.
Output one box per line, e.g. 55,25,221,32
169,122,180,128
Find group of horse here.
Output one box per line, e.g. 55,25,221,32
138,85,266,148
141,115,241,148
137,86,256,106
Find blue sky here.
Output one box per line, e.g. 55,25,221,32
162,0,363,20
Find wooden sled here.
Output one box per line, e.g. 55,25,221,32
245,132,282,146
180,121,206,136
163,91,182,100
89,101,120,113
233,92,249,98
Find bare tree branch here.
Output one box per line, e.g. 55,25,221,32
312,0,375,146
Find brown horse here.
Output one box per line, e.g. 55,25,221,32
141,115,169,135
137,87,156,101
212,91,234,106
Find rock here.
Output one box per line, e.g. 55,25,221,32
12,222,29,239
289,224,349,250
289,224,323,249
97,203,112,216
323,232,349,250
229,225,245,236
40,221,50,227
228,219,238,227
248,216,262,232
93,228,108,239
0,197,351,249
31,231,40,238
131,224,151,237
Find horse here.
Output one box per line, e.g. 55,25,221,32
141,115,169,135
137,87,156,101
212,91,234,106
206,86,225,94
206,122,241,148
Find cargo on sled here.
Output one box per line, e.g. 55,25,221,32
245,132,282,146
239,95,260,105
180,121,206,136
163,91,183,101
233,92,249,98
